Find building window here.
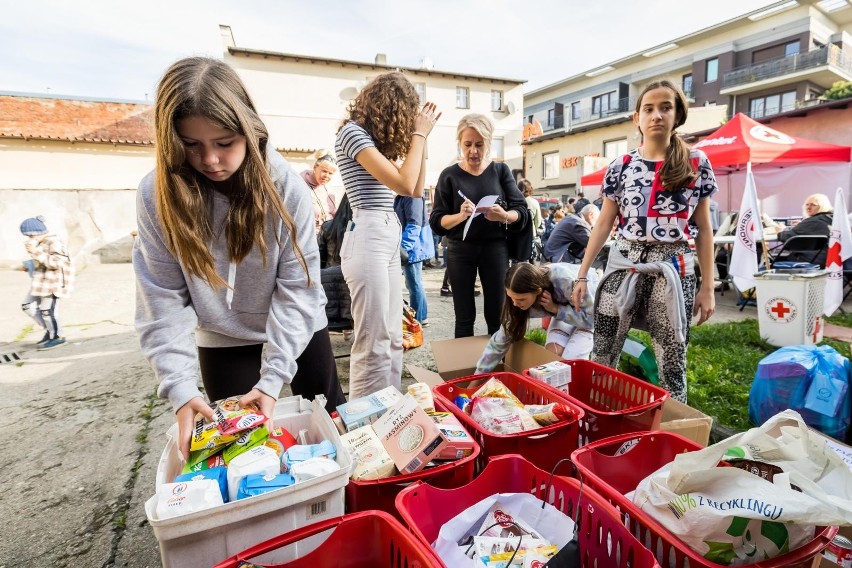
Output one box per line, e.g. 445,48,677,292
527,114,534,124
414,83,426,105
547,109,555,127
603,138,628,159
491,137,504,160
571,102,581,121
456,87,469,109
749,90,796,118
682,74,693,98
543,152,559,179
705,58,719,82
491,90,503,111
785,40,800,57
592,91,616,116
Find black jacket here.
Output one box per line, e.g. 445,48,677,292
320,265,352,328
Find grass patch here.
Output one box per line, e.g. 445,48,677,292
826,311,852,328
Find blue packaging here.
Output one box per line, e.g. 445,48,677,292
236,472,295,500
175,465,229,503
283,439,336,472
454,394,471,412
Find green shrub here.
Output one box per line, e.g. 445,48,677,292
525,327,547,346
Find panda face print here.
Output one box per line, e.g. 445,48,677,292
651,193,688,216
649,217,684,241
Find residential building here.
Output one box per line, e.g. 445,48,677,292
523,0,852,203
220,25,526,200
0,93,154,263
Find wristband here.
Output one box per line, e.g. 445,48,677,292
412,132,427,140
576,277,588,282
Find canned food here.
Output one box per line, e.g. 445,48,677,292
825,534,852,568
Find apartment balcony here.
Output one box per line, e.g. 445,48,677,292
720,44,852,95
567,96,636,129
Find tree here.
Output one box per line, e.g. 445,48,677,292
823,81,852,101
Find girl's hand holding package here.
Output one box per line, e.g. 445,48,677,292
239,388,276,429
177,396,215,462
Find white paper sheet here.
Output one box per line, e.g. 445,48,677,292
462,195,499,240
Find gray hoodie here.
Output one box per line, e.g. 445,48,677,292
133,150,327,411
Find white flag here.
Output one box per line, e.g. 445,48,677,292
729,164,764,292
823,187,852,315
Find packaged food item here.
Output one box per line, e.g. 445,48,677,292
331,412,346,435
824,534,852,568
262,426,297,466
154,479,223,520
524,403,575,426
430,411,475,459
523,549,557,567
290,456,342,483
336,386,404,431
527,361,572,388
478,503,544,539
226,445,280,502
340,425,396,480
189,412,239,453
223,424,271,465
470,397,540,435
236,472,295,500
213,397,269,436
473,536,555,567
282,440,337,472
471,377,525,406
373,394,448,475
407,382,435,413
175,466,229,503
180,452,226,475
455,394,471,413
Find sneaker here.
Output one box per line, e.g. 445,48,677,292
38,337,66,351
440,287,453,297
342,329,353,341
421,319,429,327
35,332,50,346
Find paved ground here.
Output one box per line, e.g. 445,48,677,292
0,261,848,567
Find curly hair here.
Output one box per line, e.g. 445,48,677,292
341,72,420,161
153,57,309,289
635,79,696,192
501,262,554,342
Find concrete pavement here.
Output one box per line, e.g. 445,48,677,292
0,261,847,567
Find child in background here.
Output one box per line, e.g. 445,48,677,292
475,262,597,374
20,216,74,350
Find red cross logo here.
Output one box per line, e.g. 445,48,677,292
770,301,791,318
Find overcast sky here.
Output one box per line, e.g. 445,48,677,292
1,0,776,102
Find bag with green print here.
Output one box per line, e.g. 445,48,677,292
631,409,852,566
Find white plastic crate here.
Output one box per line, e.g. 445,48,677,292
145,396,350,568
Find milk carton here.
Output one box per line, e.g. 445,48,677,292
373,394,448,475
527,361,571,388
336,386,404,431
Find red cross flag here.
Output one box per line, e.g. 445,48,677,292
824,187,852,315
730,163,764,292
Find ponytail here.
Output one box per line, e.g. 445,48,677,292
660,131,697,191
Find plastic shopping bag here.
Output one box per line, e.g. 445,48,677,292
749,345,850,440
633,410,852,566
433,492,574,567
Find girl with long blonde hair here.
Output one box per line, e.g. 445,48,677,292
134,57,344,459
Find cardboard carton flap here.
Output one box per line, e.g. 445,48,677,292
431,336,491,374
504,340,562,371
406,365,445,387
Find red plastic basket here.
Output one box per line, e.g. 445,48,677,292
345,398,480,520
212,511,443,568
571,431,839,568
395,454,661,568
524,359,669,447
432,371,584,473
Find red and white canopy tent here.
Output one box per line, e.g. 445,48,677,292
579,113,851,217
691,113,851,217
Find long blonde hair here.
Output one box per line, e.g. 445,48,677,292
635,80,696,191
153,57,308,288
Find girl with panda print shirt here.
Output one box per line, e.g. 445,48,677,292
572,79,717,403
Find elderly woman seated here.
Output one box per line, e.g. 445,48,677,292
776,193,833,266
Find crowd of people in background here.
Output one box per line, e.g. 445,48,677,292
22,58,811,436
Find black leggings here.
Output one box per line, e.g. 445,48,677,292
197,327,345,413
447,238,509,337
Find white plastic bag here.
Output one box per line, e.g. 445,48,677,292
434,492,574,567
633,410,852,566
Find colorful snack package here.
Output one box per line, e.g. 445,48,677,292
189,413,239,453
429,411,475,459
181,452,226,475
213,397,269,436
223,424,270,465
236,472,295,500
407,382,435,413
175,466,229,504
470,397,540,435
471,377,524,406
477,502,544,539
524,403,575,426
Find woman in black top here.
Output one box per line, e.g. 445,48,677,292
430,114,529,337
777,193,833,265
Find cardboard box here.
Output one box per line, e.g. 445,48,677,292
335,386,403,431
408,336,562,386
658,398,713,447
